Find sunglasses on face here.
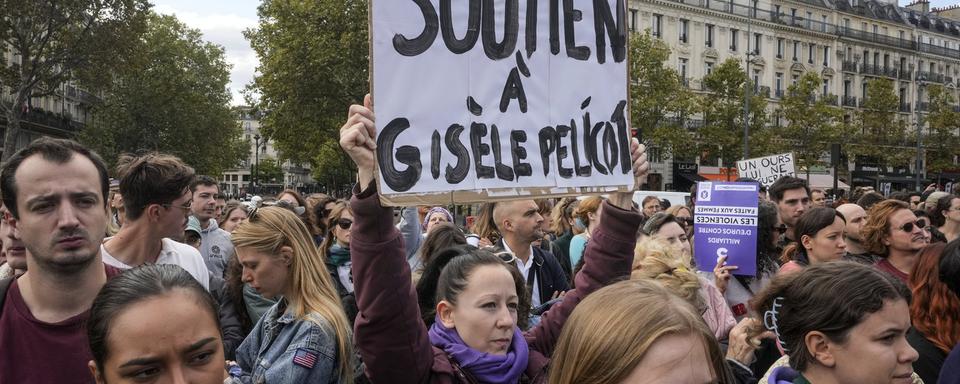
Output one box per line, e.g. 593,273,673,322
336,218,353,230
772,224,788,234
898,220,926,233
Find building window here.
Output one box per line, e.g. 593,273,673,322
792,74,799,85
753,69,761,92
705,61,715,75
706,24,714,48
774,5,781,16
791,8,797,20
630,9,638,31
679,19,689,43
822,78,829,96
731,29,738,51
808,43,815,64
899,30,905,40
873,24,878,34
793,41,799,61
776,72,784,95
652,14,662,37
843,18,850,29
821,15,828,32
823,46,830,66
679,58,688,80
777,38,784,59
806,11,812,29
753,33,761,54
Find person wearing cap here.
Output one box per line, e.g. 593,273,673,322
100,153,210,290
184,216,202,250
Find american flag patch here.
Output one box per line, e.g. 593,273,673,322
293,348,318,369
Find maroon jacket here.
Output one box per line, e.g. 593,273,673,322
350,184,642,384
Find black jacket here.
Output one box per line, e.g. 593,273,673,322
497,240,571,306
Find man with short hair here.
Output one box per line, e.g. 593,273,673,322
493,200,569,308
909,192,922,211
215,195,226,220
641,195,662,218
100,153,209,289
861,199,926,283
810,189,827,207
836,203,875,264
768,176,811,245
0,204,26,279
0,138,119,383
190,175,234,277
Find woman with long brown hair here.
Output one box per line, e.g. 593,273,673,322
907,241,960,383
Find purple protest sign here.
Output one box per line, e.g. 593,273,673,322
694,182,758,276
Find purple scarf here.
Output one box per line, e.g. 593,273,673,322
428,318,529,384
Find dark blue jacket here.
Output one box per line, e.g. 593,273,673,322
497,240,571,306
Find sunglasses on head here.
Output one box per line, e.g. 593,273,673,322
899,219,928,233
494,251,518,264
336,218,353,230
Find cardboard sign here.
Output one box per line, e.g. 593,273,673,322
736,153,795,187
371,0,631,205
694,182,759,276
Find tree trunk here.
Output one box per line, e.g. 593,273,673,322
2,107,21,162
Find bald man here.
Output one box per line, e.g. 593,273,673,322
493,199,569,308
836,203,875,264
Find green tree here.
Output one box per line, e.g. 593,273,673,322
769,72,846,178
244,0,368,171
0,0,150,159
256,156,284,184
79,13,247,175
311,141,355,196
699,58,768,169
848,79,912,182
629,31,698,159
923,84,960,178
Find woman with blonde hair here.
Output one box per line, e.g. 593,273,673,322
632,238,736,340
231,206,354,383
568,196,605,269
547,279,734,384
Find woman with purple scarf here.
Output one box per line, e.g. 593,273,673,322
338,94,650,384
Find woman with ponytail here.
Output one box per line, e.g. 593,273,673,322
778,207,848,275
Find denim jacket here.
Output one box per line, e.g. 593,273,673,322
231,298,346,384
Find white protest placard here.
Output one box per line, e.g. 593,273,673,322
736,153,796,187
371,0,631,204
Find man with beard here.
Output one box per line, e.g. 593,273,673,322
861,199,927,283
0,138,119,383
493,199,569,308
836,203,876,264
99,153,209,289
190,175,234,278
768,176,811,250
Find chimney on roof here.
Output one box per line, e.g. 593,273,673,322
906,0,931,14
933,4,960,20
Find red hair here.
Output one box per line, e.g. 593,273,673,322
910,242,960,353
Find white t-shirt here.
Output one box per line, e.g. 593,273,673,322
101,238,211,290
503,241,540,307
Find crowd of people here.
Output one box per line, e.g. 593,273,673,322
0,95,958,383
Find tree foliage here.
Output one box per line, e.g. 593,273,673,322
767,72,846,176
79,13,247,175
256,156,284,184
629,32,698,159
244,0,368,174
699,58,768,167
0,0,149,159
923,84,960,175
848,79,913,168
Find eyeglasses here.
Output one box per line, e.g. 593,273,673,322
772,224,788,234
898,220,926,233
494,251,518,264
161,201,192,214
336,218,353,230
678,217,694,228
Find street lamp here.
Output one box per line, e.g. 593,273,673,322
253,134,261,190
914,62,925,192
743,19,757,160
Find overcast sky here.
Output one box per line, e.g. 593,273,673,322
153,0,960,106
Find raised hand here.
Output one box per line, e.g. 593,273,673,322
609,138,650,210
339,94,377,187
